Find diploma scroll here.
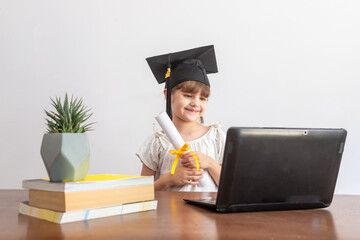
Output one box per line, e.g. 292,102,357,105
155,112,211,187
155,112,185,150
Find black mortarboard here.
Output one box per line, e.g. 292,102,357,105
146,45,218,119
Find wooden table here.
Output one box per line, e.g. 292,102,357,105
0,190,359,239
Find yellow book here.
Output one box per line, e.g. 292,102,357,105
22,174,153,192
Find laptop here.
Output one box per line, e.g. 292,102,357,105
184,127,347,212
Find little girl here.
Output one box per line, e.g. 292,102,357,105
136,45,225,192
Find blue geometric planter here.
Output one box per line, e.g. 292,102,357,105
40,133,90,182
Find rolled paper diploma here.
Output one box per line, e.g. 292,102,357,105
155,112,211,187
155,112,184,150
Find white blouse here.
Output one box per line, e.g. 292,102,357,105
136,123,226,192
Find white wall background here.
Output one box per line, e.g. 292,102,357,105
0,0,359,194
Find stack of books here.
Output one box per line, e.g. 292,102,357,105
19,174,157,224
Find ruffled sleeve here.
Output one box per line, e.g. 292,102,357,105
212,122,226,164
136,133,164,172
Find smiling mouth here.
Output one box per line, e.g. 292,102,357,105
185,108,200,113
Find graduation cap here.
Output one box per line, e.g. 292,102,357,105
146,45,218,119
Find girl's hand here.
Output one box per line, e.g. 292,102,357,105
169,167,204,186
180,151,214,169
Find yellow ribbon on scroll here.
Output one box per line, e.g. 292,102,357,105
169,143,200,174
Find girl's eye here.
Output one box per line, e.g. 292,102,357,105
184,94,192,98
200,97,208,101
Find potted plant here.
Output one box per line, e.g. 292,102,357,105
41,93,94,182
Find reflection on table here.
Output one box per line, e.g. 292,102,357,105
1,190,360,239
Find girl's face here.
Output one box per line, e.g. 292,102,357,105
171,89,208,123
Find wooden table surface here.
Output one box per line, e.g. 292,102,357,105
0,190,359,239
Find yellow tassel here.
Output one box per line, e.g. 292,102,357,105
165,67,171,78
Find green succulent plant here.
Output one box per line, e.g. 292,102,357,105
45,93,94,133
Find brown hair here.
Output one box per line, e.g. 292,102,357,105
171,81,210,98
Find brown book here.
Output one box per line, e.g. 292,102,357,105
29,184,154,212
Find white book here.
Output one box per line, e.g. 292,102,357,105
22,174,154,192
19,200,158,224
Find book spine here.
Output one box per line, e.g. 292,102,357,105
19,202,62,223
29,184,155,212
22,176,154,192
19,201,157,224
